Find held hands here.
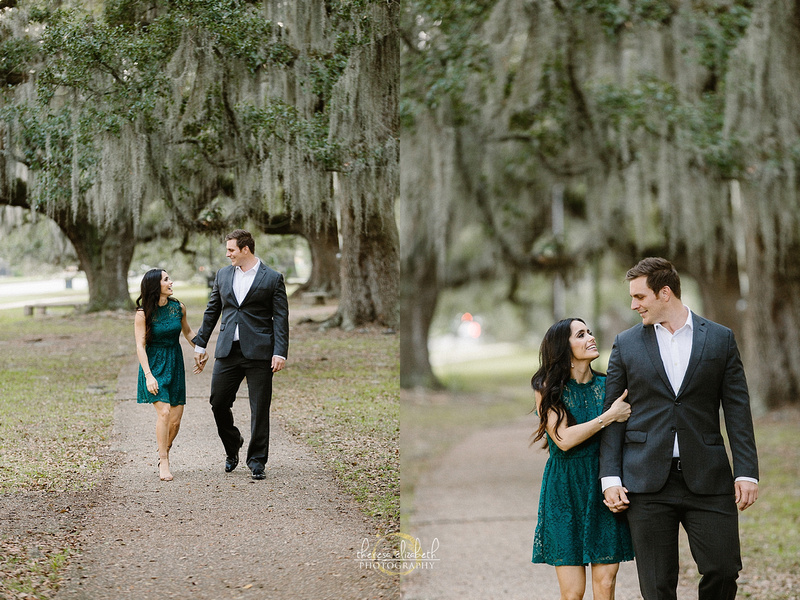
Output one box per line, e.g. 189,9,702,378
606,389,631,423
193,352,208,374
601,391,631,513
603,486,630,513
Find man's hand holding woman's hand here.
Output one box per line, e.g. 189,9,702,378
193,352,208,374
603,486,630,513
601,390,631,514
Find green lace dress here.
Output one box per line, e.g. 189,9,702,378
137,299,186,407
532,374,634,566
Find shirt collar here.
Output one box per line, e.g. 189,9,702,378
236,258,261,274
655,306,693,334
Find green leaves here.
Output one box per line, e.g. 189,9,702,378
0,36,37,86
591,76,744,176
240,101,343,170
402,0,494,124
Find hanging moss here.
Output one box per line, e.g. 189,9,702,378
1,0,395,235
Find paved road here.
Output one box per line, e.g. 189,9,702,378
55,337,398,600
401,416,696,600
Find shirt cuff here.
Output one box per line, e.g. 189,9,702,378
273,355,286,360
735,476,758,485
194,346,206,353
601,476,623,492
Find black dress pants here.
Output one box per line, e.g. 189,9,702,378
209,342,273,471
626,461,741,600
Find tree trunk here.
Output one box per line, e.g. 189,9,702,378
688,260,745,348
326,1,400,330
723,0,800,410
336,202,399,330
255,212,341,297
400,244,443,389
58,212,135,312
1,180,135,311
300,224,341,297
736,189,800,416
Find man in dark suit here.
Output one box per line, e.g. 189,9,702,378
599,257,758,600
193,229,289,480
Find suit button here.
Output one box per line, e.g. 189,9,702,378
675,400,681,406
670,426,677,433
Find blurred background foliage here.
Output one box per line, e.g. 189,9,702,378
399,0,800,415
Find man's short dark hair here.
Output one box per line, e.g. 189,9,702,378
226,229,255,254
626,257,682,299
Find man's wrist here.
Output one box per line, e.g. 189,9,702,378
194,346,206,354
601,476,623,492
735,476,758,485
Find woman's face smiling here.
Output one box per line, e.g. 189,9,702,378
160,271,173,298
569,320,599,363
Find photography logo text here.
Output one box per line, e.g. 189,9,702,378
357,533,439,575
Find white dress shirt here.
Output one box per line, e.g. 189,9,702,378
655,308,694,458
231,259,260,341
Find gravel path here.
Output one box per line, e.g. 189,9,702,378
401,416,698,600
54,339,398,600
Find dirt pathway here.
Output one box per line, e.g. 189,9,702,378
54,337,398,600
400,416,698,600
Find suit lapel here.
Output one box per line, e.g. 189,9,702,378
241,262,267,305
222,266,239,307
677,314,707,398
643,325,673,394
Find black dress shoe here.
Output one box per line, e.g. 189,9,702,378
225,454,239,473
225,436,244,473
251,468,266,480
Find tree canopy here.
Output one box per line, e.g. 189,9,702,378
400,0,800,409
1,0,399,326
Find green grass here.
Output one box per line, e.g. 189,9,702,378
0,309,129,493
274,328,400,534
0,305,130,600
434,349,538,393
0,547,71,598
735,411,800,598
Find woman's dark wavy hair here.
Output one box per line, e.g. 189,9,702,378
530,317,600,449
136,268,169,345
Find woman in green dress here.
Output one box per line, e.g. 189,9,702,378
134,269,203,481
531,318,634,600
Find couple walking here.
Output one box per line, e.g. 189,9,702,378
133,229,289,482
531,257,759,600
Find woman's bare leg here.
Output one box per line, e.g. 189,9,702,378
153,401,172,481
555,565,587,600
167,404,184,453
590,563,620,600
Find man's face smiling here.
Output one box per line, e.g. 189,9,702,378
226,240,245,267
630,276,664,326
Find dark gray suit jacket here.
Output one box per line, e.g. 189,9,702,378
193,262,289,361
599,313,758,495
